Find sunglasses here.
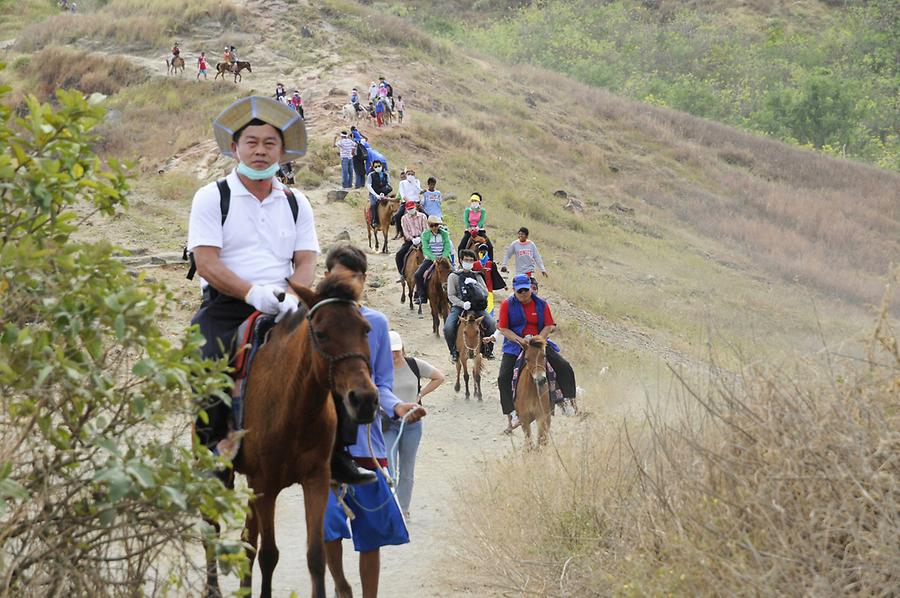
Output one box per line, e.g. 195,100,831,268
429,224,440,228
515,288,531,294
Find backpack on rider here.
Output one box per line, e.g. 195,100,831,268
458,271,488,312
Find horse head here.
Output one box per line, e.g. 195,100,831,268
460,314,484,359
241,61,252,73
523,336,548,387
288,274,379,424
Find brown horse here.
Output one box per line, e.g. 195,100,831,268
215,60,252,83
203,275,379,598
166,56,185,75
426,257,452,335
455,313,484,401
400,243,424,315
514,337,551,449
364,197,398,253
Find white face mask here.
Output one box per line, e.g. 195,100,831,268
471,202,480,210
461,261,474,271
374,166,382,172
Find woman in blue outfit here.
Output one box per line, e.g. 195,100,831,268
382,331,445,520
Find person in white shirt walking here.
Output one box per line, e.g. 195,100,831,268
334,131,357,189
501,226,548,278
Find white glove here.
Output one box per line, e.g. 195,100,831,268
275,293,300,323
244,284,282,314
464,278,479,286
462,301,471,311
412,237,421,245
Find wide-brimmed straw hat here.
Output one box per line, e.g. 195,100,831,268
212,96,307,160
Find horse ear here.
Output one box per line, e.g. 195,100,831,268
287,280,318,310
476,316,484,324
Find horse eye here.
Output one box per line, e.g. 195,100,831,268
316,330,327,341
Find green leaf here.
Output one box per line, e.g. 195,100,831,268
162,486,187,509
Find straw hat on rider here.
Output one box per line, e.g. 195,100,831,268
427,215,442,225
212,96,307,160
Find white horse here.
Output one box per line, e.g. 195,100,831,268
341,103,360,125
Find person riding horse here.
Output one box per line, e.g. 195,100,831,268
365,160,392,226
444,250,497,363
457,192,494,260
414,215,453,305
497,275,577,432
171,42,180,64
186,95,372,486
395,200,427,279
274,82,286,102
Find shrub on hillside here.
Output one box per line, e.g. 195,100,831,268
25,46,147,100
0,82,248,594
456,286,900,595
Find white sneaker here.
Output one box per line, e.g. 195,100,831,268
510,410,519,428
561,398,577,416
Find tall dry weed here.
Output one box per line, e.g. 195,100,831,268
455,275,899,596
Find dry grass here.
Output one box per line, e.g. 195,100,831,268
455,282,900,595
21,46,147,99
13,0,241,52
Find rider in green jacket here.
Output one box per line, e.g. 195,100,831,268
414,215,453,304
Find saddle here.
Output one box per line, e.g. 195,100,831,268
511,352,564,406
423,261,436,282
229,312,277,432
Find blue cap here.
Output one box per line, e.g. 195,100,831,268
512,275,531,290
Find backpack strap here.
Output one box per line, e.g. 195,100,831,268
283,187,299,223
186,178,230,280
405,356,422,396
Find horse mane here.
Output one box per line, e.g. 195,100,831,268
528,337,547,348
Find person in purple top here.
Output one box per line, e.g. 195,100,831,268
321,245,426,598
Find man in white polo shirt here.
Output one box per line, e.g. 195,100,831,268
187,96,374,485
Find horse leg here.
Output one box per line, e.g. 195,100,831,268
520,414,534,451
463,358,470,400
240,499,260,592
381,226,389,253
454,358,461,393
474,356,483,401
254,490,281,598
300,469,331,598
203,517,223,598
538,407,551,447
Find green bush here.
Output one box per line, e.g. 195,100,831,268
0,78,248,594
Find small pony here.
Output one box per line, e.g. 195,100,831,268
514,336,551,449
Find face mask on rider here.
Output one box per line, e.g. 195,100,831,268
461,261,474,271
235,147,280,180
373,165,383,172
471,202,480,210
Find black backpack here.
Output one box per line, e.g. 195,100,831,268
183,178,299,280
458,271,488,312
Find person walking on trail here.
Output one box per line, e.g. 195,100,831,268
334,131,357,189
457,192,494,260
365,160,392,227
382,330,444,521
274,82,286,102
395,167,422,237
350,125,366,143
414,215,453,305
352,136,368,189
395,200,427,278
288,90,304,118
396,95,405,124
196,52,208,80
421,177,443,218
374,97,386,127
497,275,577,433
501,226,548,278
444,249,497,362
321,246,426,598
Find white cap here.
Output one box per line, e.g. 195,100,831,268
388,330,403,351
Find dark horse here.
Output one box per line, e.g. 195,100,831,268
203,275,379,598
426,257,452,336
215,60,252,83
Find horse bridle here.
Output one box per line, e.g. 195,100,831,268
460,317,481,354
306,298,371,392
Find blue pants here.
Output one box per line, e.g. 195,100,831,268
341,157,352,188
444,305,496,354
382,417,422,513
369,193,381,226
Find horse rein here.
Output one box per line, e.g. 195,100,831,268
460,317,481,354
306,298,371,391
